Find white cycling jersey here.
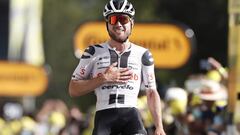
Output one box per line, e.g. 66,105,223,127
72,42,157,111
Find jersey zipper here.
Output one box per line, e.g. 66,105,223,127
116,53,121,107
112,46,129,107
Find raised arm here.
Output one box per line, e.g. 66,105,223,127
208,57,228,79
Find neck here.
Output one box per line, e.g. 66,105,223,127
108,39,130,53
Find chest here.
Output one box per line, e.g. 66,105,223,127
93,50,142,74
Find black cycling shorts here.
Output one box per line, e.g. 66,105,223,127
92,107,147,135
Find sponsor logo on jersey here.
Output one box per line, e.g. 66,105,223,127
128,65,139,70
97,66,108,69
98,56,109,60
79,68,86,76
145,81,156,88
97,61,109,65
102,84,134,90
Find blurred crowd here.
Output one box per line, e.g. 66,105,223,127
0,99,90,135
159,57,229,135
0,57,231,135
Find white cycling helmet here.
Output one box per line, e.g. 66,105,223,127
103,0,135,19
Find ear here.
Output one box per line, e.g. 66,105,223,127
106,22,109,31
130,19,134,28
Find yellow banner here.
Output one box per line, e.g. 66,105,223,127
228,0,240,124
74,22,194,69
0,61,48,96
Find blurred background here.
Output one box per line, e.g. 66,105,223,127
42,0,227,110
1,0,239,135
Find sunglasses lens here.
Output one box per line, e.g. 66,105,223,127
108,15,130,25
118,15,129,24
109,15,117,25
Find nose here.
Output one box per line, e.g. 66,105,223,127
115,21,122,26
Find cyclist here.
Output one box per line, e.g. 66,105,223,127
69,0,166,134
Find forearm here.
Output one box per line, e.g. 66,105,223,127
69,76,105,97
146,89,164,129
69,62,132,97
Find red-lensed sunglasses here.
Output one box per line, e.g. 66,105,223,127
107,15,131,25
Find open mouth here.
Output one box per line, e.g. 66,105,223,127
114,27,125,34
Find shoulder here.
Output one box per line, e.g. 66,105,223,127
141,50,154,66
80,43,106,59
131,43,147,53
131,43,154,66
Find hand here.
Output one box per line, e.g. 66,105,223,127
208,57,228,79
207,57,222,69
103,62,132,83
155,127,166,135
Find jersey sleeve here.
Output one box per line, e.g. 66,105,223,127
141,50,157,90
71,46,96,80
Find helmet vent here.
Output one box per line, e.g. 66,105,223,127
103,0,135,18
113,0,124,10
107,4,112,10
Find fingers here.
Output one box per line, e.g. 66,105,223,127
113,69,132,83
119,72,132,81
119,67,129,73
208,57,222,68
109,62,118,68
105,62,118,74
118,68,132,78
119,68,132,75
104,63,133,83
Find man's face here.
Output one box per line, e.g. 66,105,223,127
106,14,133,43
